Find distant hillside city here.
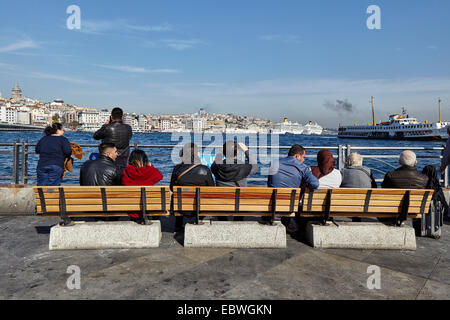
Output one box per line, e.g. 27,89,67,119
0,82,277,133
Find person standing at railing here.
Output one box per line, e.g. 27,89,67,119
311,149,342,188
36,123,72,186
268,144,319,232
93,107,132,173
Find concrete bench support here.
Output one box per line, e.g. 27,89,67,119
49,221,161,250
184,221,286,248
306,222,417,250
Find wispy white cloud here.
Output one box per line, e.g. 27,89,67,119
427,45,438,50
0,39,39,53
125,23,172,32
28,72,101,85
141,39,205,50
0,62,16,70
79,19,173,35
94,64,181,74
259,34,301,44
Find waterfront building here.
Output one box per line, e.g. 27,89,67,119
78,110,100,131
0,106,6,122
65,111,78,125
185,117,206,133
98,109,110,125
160,118,171,131
6,107,18,124
17,111,31,125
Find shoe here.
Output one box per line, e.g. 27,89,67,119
286,219,299,233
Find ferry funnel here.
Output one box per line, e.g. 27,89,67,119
371,96,376,126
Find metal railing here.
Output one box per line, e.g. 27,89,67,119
0,141,447,187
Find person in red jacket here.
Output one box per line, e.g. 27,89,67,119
121,149,163,222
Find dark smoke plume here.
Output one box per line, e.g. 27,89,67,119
324,99,356,114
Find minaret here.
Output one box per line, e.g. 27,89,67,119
12,82,22,100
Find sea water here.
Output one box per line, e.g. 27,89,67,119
0,131,445,186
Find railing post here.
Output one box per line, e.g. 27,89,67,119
345,144,351,161
337,144,345,170
21,140,29,184
445,167,449,188
12,140,20,184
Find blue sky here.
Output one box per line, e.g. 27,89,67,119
0,0,449,127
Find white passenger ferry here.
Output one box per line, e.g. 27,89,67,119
338,98,449,141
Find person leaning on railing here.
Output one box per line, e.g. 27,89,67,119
35,123,72,186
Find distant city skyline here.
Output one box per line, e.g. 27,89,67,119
1,0,450,127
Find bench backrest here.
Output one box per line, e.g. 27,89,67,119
33,186,171,217
172,186,300,216
299,188,433,219
173,187,434,220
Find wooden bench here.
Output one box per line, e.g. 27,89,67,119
172,186,301,224
33,186,171,226
172,186,434,227
299,188,434,226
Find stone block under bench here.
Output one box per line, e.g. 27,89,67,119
49,220,161,250
306,221,417,250
184,221,286,248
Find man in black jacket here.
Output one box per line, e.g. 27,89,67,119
93,108,132,171
381,150,428,189
80,143,122,186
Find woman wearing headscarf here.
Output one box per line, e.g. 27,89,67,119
311,149,342,188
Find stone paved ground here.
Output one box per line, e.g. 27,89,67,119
0,216,449,300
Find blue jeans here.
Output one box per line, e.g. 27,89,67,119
37,165,64,186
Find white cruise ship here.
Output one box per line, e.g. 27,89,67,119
271,118,304,134
303,121,323,135
338,98,450,141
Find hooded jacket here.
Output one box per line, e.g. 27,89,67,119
211,150,258,187
121,165,163,186
93,120,133,165
122,164,163,218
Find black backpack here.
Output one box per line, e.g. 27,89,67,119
412,165,448,239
